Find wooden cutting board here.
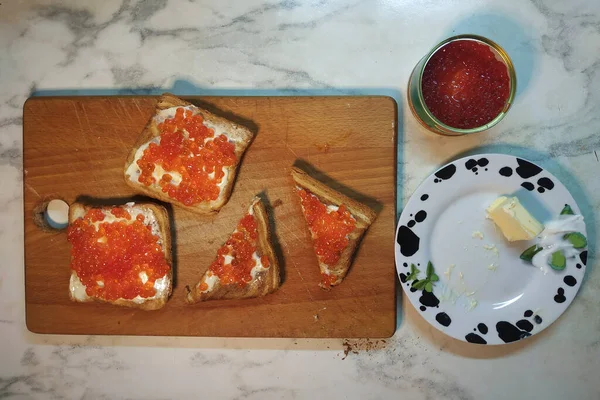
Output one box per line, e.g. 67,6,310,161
23,96,397,338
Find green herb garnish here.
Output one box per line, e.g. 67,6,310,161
407,264,420,282
407,262,438,292
564,232,587,249
560,204,574,215
520,244,543,261
549,251,566,270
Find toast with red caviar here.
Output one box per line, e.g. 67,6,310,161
124,93,255,214
67,202,172,310
185,197,280,303
291,167,377,289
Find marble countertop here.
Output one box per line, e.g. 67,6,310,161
2,0,599,399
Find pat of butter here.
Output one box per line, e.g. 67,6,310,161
486,196,543,241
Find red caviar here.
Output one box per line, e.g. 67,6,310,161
137,107,237,206
208,212,270,287
110,207,131,220
422,40,510,129
297,188,356,268
67,208,170,301
320,272,339,287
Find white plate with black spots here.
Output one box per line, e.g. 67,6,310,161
395,154,588,345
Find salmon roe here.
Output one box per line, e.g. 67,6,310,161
137,107,237,206
422,40,510,129
67,208,170,301
207,212,270,287
297,188,356,268
320,272,340,287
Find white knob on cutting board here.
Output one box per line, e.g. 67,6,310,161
45,199,69,229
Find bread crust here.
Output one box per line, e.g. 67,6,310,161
185,198,281,303
290,167,377,289
68,202,173,310
124,93,255,214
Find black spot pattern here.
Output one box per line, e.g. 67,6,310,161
516,319,534,332
496,321,532,343
521,182,535,191
435,312,451,327
420,194,429,201
407,220,416,228
564,275,577,287
554,288,566,303
465,333,487,344
414,210,427,223
396,226,420,257
434,164,457,183
477,323,488,334
403,262,408,267
399,273,407,283
465,158,489,175
580,251,588,265
524,310,533,318
537,177,554,191
516,158,542,179
534,315,543,324
419,291,440,308
576,263,582,269
499,167,513,177
420,306,426,312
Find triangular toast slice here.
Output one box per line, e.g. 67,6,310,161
186,197,280,302
291,167,377,289
124,93,255,214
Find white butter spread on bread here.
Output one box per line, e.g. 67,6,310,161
153,105,197,123
69,203,169,304
85,205,161,243
126,105,234,193
200,271,219,293
69,264,170,303
197,198,266,292
250,252,267,278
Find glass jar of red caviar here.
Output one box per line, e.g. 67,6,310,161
408,34,516,136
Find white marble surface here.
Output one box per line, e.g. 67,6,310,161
1,0,599,399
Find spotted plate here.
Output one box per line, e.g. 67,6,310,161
395,154,588,345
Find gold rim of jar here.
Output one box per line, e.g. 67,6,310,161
408,34,517,136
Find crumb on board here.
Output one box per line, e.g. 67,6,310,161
312,307,327,322
341,339,388,360
272,199,283,208
315,143,331,153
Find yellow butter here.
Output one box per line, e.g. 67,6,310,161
486,196,544,241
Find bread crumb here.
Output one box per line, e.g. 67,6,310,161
341,339,388,360
444,264,455,279
483,244,500,257
467,298,478,311
472,231,484,240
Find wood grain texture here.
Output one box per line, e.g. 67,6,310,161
23,96,397,338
